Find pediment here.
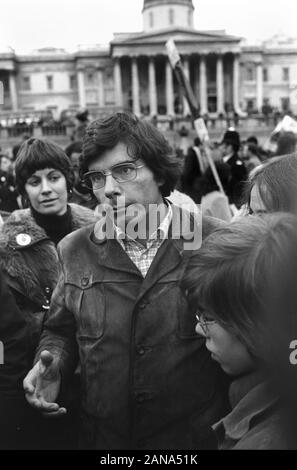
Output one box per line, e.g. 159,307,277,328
111,28,241,46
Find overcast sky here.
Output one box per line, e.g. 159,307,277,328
0,0,296,53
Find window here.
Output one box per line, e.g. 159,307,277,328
22,76,31,91
149,11,154,28
246,99,255,113
69,74,77,90
46,75,53,91
281,97,290,111
169,8,174,25
246,67,255,81
104,69,114,87
263,68,268,82
282,67,289,82
87,72,95,86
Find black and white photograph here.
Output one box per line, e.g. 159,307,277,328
1,0,297,456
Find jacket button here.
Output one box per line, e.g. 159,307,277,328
135,392,146,404
138,302,147,310
81,277,89,287
137,346,145,356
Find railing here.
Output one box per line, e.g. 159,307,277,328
0,123,70,140
41,125,66,136
0,114,289,142
7,125,34,138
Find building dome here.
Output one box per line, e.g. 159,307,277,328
142,0,195,32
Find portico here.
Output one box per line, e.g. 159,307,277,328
111,30,242,117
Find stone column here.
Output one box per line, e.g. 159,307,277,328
9,72,18,111
183,56,191,116
97,69,105,108
166,60,174,116
216,54,225,114
131,57,141,116
256,62,263,113
233,54,241,113
77,69,86,108
114,58,123,108
148,56,158,116
199,54,208,115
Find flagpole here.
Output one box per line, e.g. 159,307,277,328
165,39,225,195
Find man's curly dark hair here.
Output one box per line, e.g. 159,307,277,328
80,113,181,197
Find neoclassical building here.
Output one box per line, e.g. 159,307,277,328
0,0,297,119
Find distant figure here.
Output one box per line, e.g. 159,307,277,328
242,143,262,174
64,141,97,210
276,132,296,156
181,137,208,202
219,129,248,208
246,135,258,146
0,154,19,212
73,109,89,141
200,162,232,222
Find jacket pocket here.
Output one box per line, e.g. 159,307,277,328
72,283,106,339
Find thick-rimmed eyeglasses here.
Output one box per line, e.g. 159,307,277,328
195,312,216,335
83,161,145,190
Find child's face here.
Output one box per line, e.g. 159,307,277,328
196,315,254,376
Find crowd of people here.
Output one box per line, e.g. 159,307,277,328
0,111,297,450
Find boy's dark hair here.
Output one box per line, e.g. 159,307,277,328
81,113,181,197
182,213,297,361
15,138,74,195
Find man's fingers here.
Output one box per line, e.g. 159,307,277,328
25,394,61,413
23,365,38,393
42,407,67,418
23,378,35,394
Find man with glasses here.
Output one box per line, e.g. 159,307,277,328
24,113,228,449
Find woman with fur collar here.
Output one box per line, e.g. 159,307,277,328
0,138,96,449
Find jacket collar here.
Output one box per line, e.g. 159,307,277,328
213,372,278,442
90,204,200,299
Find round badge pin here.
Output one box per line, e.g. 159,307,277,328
16,233,32,246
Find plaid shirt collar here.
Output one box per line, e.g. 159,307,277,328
114,201,172,248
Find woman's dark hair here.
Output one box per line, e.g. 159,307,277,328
200,162,231,196
246,152,297,212
15,138,75,196
81,113,181,197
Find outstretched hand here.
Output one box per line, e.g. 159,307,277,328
23,350,66,417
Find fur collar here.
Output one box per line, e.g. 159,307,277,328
0,203,96,304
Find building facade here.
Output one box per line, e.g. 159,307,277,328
0,0,297,120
